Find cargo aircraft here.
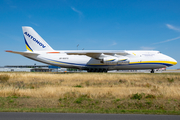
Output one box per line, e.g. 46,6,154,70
6,27,177,73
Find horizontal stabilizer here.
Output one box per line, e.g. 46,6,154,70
6,50,39,56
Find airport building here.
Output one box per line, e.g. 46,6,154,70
0,65,63,72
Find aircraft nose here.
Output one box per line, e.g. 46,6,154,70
170,57,177,65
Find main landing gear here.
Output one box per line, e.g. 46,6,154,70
87,68,108,73
150,69,154,73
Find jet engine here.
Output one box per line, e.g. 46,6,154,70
100,57,119,65
100,56,129,65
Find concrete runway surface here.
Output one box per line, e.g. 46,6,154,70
0,112,180,120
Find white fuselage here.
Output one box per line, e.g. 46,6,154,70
24,50,177,71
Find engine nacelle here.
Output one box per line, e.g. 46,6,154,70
101,56,129,65
117,56,129,64
101,57,119,65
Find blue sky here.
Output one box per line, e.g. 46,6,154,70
0,0,180,69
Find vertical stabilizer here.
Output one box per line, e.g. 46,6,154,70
22,26,54,52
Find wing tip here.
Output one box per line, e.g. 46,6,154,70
5,50,13,52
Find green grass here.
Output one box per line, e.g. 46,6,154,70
0,107,180,115
0,74,10,82
0,95,180,114
73,85,83,88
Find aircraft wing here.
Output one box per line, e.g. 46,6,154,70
66,50,129,59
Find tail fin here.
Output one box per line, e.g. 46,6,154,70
22,26,54,52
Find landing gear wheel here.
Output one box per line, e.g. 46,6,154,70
151,69,154,73
103,69,108,73
87,69,92,72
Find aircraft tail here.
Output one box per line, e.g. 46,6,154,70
22,26,54,52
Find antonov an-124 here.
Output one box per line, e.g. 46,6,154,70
6,27,177,73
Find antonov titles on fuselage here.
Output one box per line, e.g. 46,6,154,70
6,27,177,73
